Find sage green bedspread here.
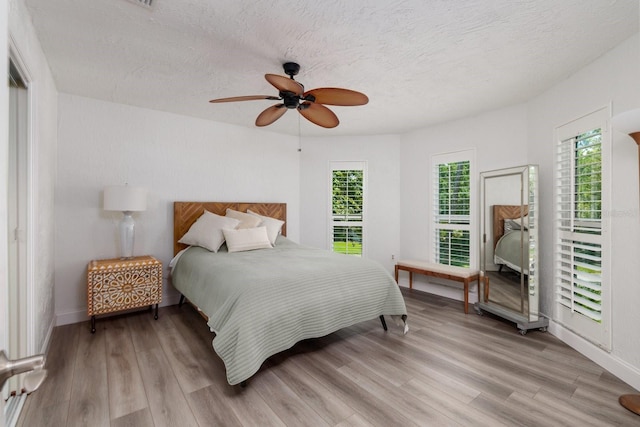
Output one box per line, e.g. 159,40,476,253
171,236,407,385
494,229,529,275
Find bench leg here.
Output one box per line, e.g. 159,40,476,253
464,279,469,314
394,264,399,283
409,272,413,290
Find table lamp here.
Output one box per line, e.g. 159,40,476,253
103,185,147,259
611,107,640,416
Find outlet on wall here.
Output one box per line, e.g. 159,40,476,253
391,254,395,260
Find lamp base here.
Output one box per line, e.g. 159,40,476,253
619,394,640,416
118,211,136,259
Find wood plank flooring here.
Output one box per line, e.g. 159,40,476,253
18,289,640,426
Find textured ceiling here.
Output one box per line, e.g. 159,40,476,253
24,0,639,137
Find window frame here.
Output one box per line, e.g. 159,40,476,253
554,106,611,351
328,161,367,257
430,149,477,269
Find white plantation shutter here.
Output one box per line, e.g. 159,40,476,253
431,151,475,267
554,107,610,350
329,161,366,256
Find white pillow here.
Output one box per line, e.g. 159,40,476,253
247,209,285,245
222,226,272,253
178,210,240,252
510,215,529,230
225,208,263,229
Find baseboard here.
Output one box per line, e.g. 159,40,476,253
55,291,183,326
548,319,640,391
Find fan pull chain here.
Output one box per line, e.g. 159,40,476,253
297,114,302,152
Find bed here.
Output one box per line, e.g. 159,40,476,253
492,204,529,275
170,201,408,386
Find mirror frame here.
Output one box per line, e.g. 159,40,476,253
475,164,548,334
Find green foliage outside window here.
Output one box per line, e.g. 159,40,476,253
573,129,603,320
332,170,363,220
437,161,470,267
574,129,602,223
332,169,363,256
439,162,470,219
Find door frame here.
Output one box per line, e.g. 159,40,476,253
5,36,37,394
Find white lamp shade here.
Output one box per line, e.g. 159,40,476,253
611,108,640,135
104,185,147,212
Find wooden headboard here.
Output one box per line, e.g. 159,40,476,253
174,202,287,255
492,204,528,249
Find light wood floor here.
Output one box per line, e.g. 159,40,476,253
18,289,640,426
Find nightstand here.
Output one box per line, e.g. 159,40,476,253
87,255,162,333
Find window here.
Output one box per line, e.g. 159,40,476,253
330,162,366,256
555,107,610,350
432,151,474,267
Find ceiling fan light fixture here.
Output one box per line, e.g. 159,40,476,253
282,93,299,109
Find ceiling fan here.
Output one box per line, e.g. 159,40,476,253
209,62,368,129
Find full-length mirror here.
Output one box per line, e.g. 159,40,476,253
475,165,548,334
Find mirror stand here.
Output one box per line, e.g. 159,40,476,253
474,284,548,335
474,165,548,335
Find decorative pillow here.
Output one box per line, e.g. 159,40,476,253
247,209,285,245
222,226,272,253
504,218,520,233
505,215,529,231
511,215,529,229
225,208,263,229
178,210,240,252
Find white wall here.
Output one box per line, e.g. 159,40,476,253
55,95,301,325
7,0,58,354
398,105,529,299
528,33,640,389
299,135,401,273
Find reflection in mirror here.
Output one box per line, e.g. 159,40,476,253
476,165,547,334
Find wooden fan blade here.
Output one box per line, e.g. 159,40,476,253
298,102,339,128
256,104,287,127
303,88,368,106
265,74,303,96
209,95,280,103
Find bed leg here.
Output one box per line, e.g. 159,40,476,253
401,314,409,334
178,295,185,307
379,315,388,331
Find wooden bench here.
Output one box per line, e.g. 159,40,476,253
394,260,480,314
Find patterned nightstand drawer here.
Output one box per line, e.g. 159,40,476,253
87,255,162,332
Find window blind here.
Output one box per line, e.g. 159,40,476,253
433,160,471,267
330,163,365,256
555,129,603,323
